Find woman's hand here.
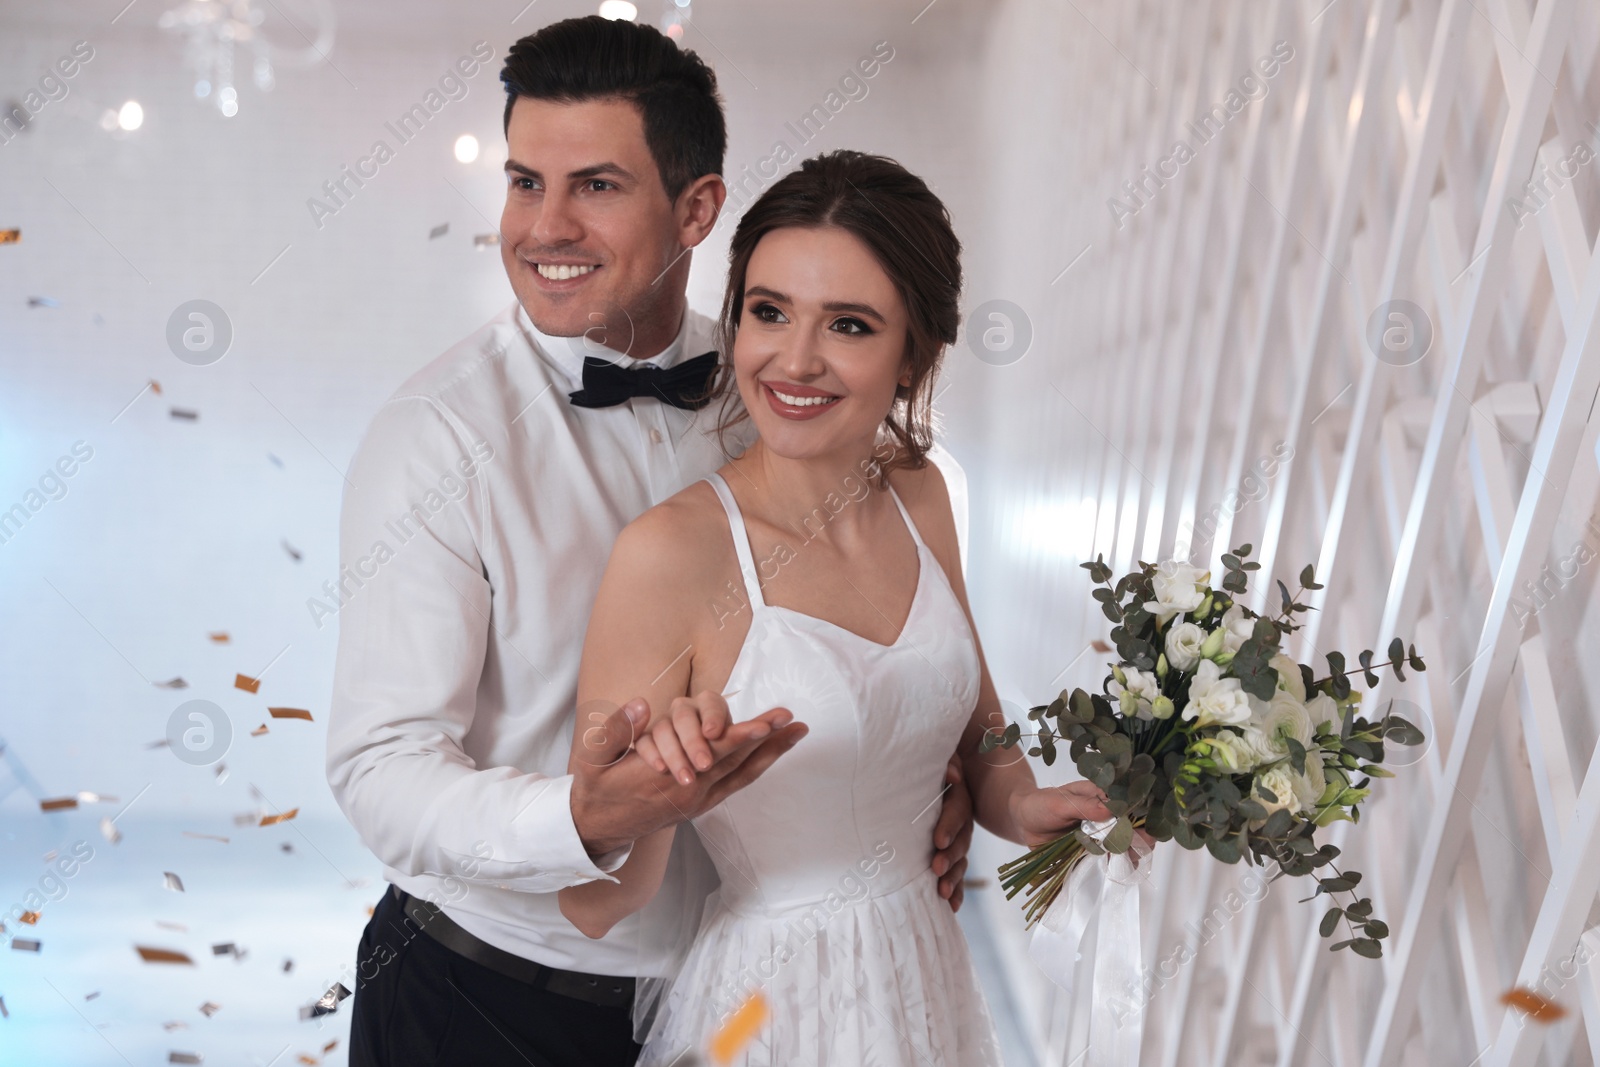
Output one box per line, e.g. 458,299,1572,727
1009,782,1157,857
633,690,735,786
1010,782,1113,847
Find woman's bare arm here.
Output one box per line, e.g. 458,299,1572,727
558,502,706,939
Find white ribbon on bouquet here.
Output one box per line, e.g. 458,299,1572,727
1028,819,1153,1066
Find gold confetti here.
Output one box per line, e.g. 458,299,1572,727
234,673,261,694
150,380,162,395
709,990,768,1064
0,229,20,243
963,877,991,889
207,631,229,643
259,808,299,827
269,707,313,721
1091,640,1112,653
297,1057,318,1066
40,797,77,811
251,724,269,737
182,832,229,844
1500,988,1566,1021
323,1040,338,1053
135,945,194,965
18,911,39,925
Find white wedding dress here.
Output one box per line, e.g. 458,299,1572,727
635,471,1005,1067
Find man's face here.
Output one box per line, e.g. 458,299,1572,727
500,96,688,355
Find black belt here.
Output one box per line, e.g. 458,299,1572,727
393,885,636,1009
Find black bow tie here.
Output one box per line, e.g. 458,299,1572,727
566,350,719,411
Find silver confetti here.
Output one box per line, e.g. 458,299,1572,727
163,871,185,893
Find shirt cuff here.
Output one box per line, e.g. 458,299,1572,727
541,774,633,885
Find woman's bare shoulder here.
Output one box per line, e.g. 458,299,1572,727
888,458,961,584
610,477,732,589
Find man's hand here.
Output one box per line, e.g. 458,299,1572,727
570,697,808,859
931,757,974,912
632,690,738,786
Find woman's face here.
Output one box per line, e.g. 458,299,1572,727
732,225,910,462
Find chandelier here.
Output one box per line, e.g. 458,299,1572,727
158,0,336,117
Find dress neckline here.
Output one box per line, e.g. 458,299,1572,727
704,470,927,650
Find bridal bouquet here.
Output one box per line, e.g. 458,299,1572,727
987,544,1426,958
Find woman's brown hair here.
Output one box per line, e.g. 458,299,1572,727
703,150,962,488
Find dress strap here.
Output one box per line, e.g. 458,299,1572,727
703,472,767,608
885,484,929,552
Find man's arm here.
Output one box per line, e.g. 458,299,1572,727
324,396,619,894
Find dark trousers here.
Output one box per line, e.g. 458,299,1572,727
347,885,642,1066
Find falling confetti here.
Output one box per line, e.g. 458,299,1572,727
85,991,100,1000
283,958,294,973
1091,640,1112,653
27,296,59,308
473,233,498,248
169,1052,202,1064
76,791,116,804
429,223,449,239
182,832,229,844
259,808,299,827
155,921,188,932
135,946,194,965
162,1021,189,1031
155,678,189,690
214,764,229,785
40,797,77,812
169,408,199,420
207,632,230,643
315,982,351,1014
323,1040,338,1053
199,1002,220,1017
211,943,238,958
101,817,122,845
1500,987,1566,1021
709,990,768,1065
269,708,313,721
297,1057,317,1066
145,739,172,750
282,843,296,854
251,724,269,737
18,912,38,925
149,380,162,394
234,674,261,694
0,996,7,1018
163,872,185,893
282,539,303,562
11,939,41,952
268,453,284,468
0,229,20,243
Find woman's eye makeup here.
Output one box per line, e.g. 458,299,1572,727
832,316,873,335
751,301,788,323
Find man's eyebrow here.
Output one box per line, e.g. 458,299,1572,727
744,285,887,324
503,160,637,183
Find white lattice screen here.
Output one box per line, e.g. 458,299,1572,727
962,0,1600,1064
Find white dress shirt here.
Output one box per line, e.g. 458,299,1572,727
325,298,969,977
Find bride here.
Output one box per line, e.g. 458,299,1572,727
560,149,1115,1066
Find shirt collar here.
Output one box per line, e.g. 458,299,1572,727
515,301,691,389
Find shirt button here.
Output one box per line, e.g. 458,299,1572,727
648,428,663,445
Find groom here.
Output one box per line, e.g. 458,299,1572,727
325,15,978,1067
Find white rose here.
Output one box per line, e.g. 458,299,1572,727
1251,690,1315,758
1236,724,1278,766
1218,603,1256,654
1208,729,1260,772
1304,692,1337,734
1253,766,1298,817
1149,559,1208,619
1164,621,1207,672
1292,754,1326,814
1269,652,1307,702
1109,666,1161,718
1182,659,1253,727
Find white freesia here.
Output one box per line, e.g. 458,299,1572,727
1164,621,1207,672
1182,659,1253,727
1218,603,1256,654
1149,559,1208,619
1109,666,1161,719
1269,652,1307,701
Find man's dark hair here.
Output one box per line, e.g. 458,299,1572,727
500,16,726,203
